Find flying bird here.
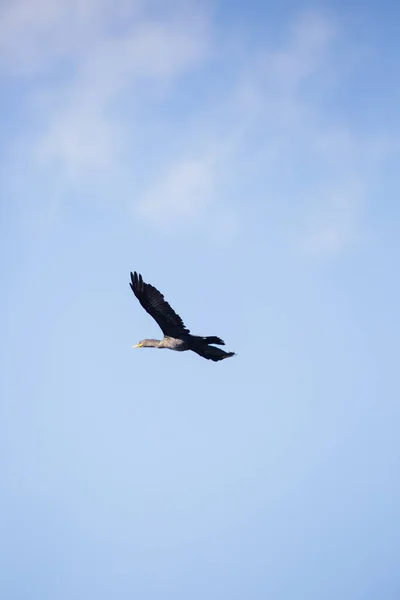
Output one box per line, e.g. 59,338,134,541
130,271,236,362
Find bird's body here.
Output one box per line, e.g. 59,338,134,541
129,271,235,362
138,337,188,351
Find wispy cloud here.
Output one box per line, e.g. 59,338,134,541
0,0,113,75
133,12,338,237
137,158,214,226
299,181,363,255
32,14,208,176
215,12,385,257
1,3,396,253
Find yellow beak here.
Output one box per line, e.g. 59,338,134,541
132,343,142,348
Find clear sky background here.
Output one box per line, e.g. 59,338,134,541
1,1,400,598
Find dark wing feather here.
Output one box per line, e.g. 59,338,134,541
191,344,236,362
130,271,190,337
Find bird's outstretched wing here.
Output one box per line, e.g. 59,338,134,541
130,271,190,337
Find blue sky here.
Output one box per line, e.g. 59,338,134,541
1,1,400,598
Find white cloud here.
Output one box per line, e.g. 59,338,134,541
137,158,214,227
35,110,119,177
299,181,363,256
2,5,395,252
217,12,381,257
32,23,207,175
265,12,334,91
0,0,114,75
130,12,340,235
29,12,208,174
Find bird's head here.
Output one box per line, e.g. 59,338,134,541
132,339,160,348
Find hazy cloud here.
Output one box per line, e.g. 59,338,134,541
1,4,395,252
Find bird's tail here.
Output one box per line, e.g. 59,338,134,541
192,335,225,346
192,345,236,362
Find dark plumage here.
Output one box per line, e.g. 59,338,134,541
129,271,235,362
